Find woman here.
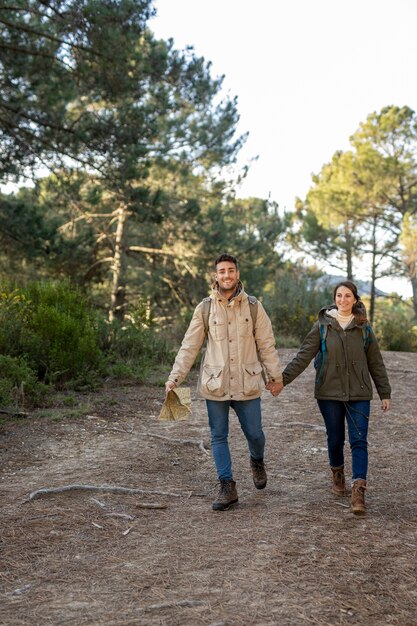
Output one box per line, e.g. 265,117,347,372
281,281,391,515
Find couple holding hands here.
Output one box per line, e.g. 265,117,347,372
165,253,391,515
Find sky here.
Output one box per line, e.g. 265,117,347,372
150,0,417,296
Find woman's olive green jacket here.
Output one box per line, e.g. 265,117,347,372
282,305,391,401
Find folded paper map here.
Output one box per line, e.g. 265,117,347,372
158,387,192,421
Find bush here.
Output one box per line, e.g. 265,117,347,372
0,281,104,386
0,355,48,409
373,299,417,352
0,288,32,357
263,268,331,341
0,280,177,392
100,319,175,382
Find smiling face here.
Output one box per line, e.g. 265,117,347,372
334,285,357,315
215,260,240,297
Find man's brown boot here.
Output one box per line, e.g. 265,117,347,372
331,466,348,496
351,479,367,515
212,479,238,511
250,457,267,489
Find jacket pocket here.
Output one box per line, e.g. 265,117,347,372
238,315,252,337
209,318,226,341
201,364,226,397
242,361,263,396
352,360,372,395
315,359,343,396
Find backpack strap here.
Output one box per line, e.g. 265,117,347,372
201,297,211,336
363,323,372,350
247,295,258,336
314,323,328,385
320,323,328,351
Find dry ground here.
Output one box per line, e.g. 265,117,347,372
1,349,417,626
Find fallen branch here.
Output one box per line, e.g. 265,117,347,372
96,425,134,434
0,408,29,418
269,422,326,431
144,432,210,456
90,496,167,512
141,599,207,612
24,484,188,503
90,497,106,509
135,502,167,510
105,513,136,521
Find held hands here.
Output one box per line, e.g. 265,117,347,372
266,380,284,397
381,399,391,412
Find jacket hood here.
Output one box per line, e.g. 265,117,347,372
318,300,368,327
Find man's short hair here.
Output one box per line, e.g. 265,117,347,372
214,253,239,269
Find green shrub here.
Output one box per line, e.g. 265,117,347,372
0,289,32,357
0,281,104,386
102,320,174,382
264,268,331,341
373,299,417,352
0,355,48,409
0,280,177,391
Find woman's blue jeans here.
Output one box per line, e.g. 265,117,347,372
206,398,265,481
317,399,370,481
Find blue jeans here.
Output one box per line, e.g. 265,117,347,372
206,398,265,481
317,400,370,481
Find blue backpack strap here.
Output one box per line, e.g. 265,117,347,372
315,323,328,385
320,323,327,351
363,323,372,350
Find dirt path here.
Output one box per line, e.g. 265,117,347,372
1,350,417,625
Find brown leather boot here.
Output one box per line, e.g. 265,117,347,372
331,466,348,496
250,457,267,489
351,479,367,515
212,479,238,511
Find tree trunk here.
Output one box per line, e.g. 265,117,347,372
369,217,377,325
109,205,129,322
411,276,417,318
345,223,353,280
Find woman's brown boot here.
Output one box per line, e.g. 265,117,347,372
331,466,348,496
351,479,367,515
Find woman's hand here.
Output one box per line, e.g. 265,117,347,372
381,399,391,412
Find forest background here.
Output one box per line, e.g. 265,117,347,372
1,0,416,412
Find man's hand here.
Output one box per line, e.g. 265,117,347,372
165,380,176,396
266,380,284,397
381,399,391,412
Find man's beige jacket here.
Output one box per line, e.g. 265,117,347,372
168,285,282,401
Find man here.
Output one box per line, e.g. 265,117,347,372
165,253,283,511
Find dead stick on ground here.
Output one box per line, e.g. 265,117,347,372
90,496,167,511
96,425,134,434
0,409,29,418
269,422,326,431
144,432,210,456
23,484,188,503
141,599,207,612
135,502,167,509
105,513,136,520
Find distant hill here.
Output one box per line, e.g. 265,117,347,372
317,274,387,297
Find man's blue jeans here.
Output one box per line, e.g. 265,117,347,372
206,398,265,481
317,399,370,481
